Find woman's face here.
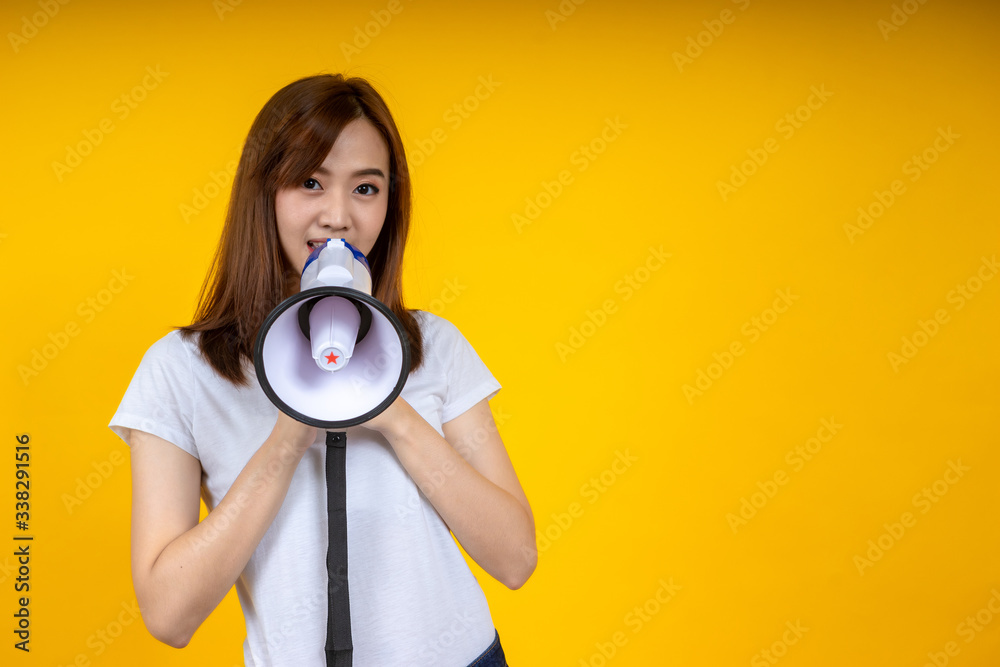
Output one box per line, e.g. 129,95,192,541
275,118,391,274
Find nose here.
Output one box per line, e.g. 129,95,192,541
319,191,350,232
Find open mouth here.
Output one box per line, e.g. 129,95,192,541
307,239,328,251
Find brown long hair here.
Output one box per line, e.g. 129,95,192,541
181,73,423,385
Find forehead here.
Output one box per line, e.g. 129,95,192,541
318,118,390,173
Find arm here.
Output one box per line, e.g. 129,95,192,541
128,412,316,648
365,397,537,589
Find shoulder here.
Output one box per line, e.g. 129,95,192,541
111,330,206,453
131,329,230,390
408,310,500,395
411,310,476,368
411,309,460,344
138,329,201,370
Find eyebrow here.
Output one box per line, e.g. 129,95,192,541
315,166,386,179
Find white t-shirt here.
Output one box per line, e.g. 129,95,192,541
109,310,501,666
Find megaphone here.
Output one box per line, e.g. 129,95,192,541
253,238,411,428
255,239,408,664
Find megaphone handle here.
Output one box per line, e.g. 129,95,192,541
325,431,353,666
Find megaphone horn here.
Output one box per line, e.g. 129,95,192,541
253,239,411,429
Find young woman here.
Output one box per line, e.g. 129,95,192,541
110,73,536,666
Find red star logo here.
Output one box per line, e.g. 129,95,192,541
325,351,340,364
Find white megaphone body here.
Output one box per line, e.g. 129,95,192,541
253,239,410,428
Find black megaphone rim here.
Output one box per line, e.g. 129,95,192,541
253,286,412,429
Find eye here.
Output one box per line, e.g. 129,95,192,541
303,178,321,190
354,183,380,196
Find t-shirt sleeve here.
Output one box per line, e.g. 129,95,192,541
108,331,199,459
438,317,502,424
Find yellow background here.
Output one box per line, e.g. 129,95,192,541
3,0,999,665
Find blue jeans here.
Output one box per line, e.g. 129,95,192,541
467,630,507,667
